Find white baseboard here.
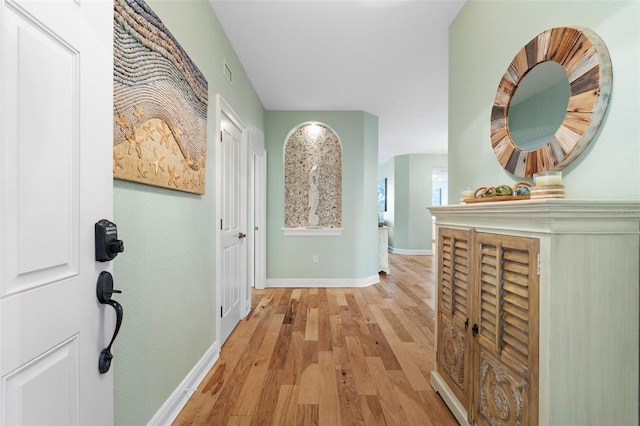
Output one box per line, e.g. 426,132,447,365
266,274,380,288
147,341,220,426
430,371,470,426
388,246,432,255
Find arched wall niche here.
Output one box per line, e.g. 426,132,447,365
284,122,342,229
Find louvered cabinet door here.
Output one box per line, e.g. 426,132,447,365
472,233,539,426
436,227,473,413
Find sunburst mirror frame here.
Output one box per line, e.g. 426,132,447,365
490,27,612,178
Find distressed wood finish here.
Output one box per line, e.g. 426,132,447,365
490,27,612,177
433,228,539,425
472,233,539,426
173,253,457,426
436,228,473,414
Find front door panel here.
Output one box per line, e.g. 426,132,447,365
0,0,113,424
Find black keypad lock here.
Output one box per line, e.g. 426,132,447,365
95,219,124,262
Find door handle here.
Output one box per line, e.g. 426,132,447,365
96,271,123,374
238,232,247,239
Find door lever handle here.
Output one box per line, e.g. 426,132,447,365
238,232,247,239
96,271,124,374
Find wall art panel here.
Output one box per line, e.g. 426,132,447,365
113,0,208,194
284,122,342,228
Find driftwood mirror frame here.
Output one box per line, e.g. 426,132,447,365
490,27,612,178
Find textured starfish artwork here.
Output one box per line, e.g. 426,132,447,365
113,1,208,195
150,147,166,175
181,154,193,172
182,174,191,188
127,132,144,158
133,105,144,122
173,125,183,140
113,151,124,173
116,113,130,131
167,165,180,188
125,132,136,155
137,163,148,178
159,122,172,148
196,154,206,169
142,121,156,140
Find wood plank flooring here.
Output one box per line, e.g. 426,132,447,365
173,253,456,425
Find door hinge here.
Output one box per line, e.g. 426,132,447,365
537,253,540,276
220,306,223,318
220,219,223,230
220,131,223,142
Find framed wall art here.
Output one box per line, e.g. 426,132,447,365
113,0,208,194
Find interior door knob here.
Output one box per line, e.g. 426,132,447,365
238,232,247,239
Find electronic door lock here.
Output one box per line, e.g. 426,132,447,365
95,219,124,262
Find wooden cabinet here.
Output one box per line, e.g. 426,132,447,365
430,200,639,426
436,229,538,425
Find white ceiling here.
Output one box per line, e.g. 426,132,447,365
209,0,466,164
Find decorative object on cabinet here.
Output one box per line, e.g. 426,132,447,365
463,182,532,203
429,201,639,426
530,171,565,199
490,27,612,178
113,0,208,194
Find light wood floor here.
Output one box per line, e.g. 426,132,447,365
173,253,456,425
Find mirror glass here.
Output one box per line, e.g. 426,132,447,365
508,61,570,151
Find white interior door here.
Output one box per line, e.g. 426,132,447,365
0,0,113,424
248,138,266,290
217,96,247,345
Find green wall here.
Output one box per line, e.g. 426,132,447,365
113,1,265,424
449,0,640,201
265,111,379,281
379,154,448,253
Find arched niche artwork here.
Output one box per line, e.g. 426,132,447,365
284,122,342,230
113,0,208,194
490,27,612,178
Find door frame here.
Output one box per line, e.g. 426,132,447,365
215,94,248,345
248,135,266,290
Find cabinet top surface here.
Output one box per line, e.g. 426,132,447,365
428,199,640,234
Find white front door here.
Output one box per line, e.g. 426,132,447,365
217,96,247,345
0,0,113,424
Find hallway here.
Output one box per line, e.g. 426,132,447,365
173,253,456,425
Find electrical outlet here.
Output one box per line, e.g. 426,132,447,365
313,255,319,264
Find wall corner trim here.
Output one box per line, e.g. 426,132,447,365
266,274,380,288
147,341,220,426
282,227,344,236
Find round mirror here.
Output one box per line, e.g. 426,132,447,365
508,61,570,151
490,27,612,178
